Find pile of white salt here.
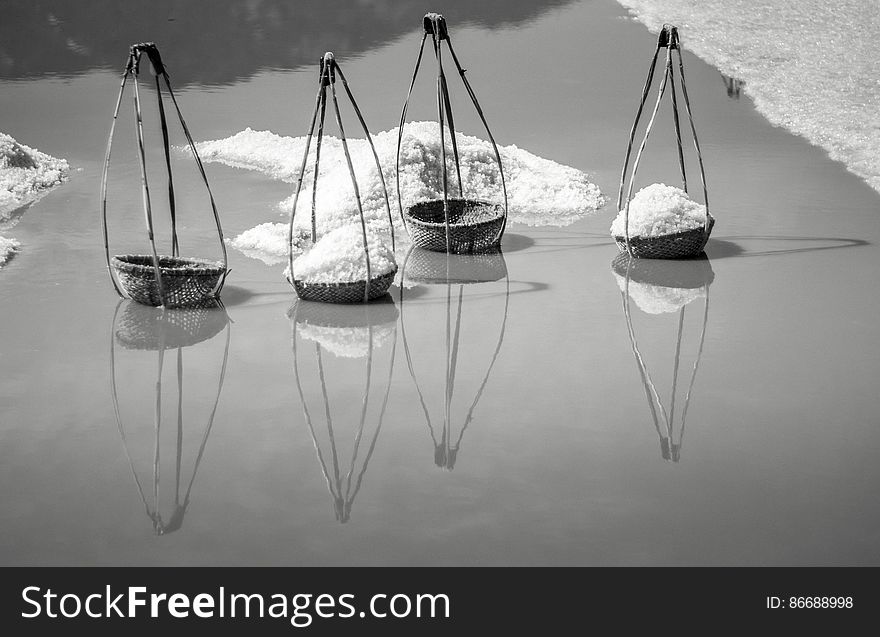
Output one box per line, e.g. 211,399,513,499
194,122,605,264
286,225,396,284
611,183,706,238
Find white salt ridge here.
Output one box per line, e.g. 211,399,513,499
614,271,706,314
288,224,396,284
0,236,20,268
611,183,706,237
616,0,880,194
195,123,604,263
1,132,69,220
298,321,395,359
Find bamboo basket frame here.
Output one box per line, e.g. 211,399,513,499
101,42,229,307
616,25,713,259
396,12,509,254
286,52,396,304
110,299,231,534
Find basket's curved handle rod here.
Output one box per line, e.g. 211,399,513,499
667,304,686,446
326,54,373,304
287,58,326,288
621,30,675,253
426,18,453,255
445,35,509,247
673,31,710,238
310,57,329,245
101,66,131,299
395,32,429,236
666,32,688,195
131,56,168,308
334,63,396,252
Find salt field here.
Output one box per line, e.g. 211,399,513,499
2,0,880,567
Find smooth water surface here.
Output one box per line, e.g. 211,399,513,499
1,0,879,565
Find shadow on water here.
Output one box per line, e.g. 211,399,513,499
0,0,577,85
611,253,714,464
706,235,869,259
500,233,535,253
110,299,231,535
289,299,398,524
399,247,509,471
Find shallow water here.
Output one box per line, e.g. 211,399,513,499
1,0,880,566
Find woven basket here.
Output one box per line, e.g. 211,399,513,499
112,255,226,308
403,247,508,285
611,251,715,289
114,300,228,351
614,214,714,260
292,267,397,304
405,199,504,254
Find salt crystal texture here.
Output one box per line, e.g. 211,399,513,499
195,123,605,263
611,183,706,238
1,132,69,220
288,225,396,284
0,236,20,268
613,270,705,314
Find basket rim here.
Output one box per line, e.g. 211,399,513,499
111,254,226,276
293,266,398,290
405,198,505,229
612,213,715,245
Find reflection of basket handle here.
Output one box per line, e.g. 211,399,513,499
101,43,229,305
286,52,395,304
616,25,709,253
620,257,709,462
398,249,510,468
395,13,509,253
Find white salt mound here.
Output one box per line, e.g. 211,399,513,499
611,184,706,238
1,132,69,220
195,123,605,264
289,225,396,284
613,271,705,314
0,236,20,268
298,321,395,359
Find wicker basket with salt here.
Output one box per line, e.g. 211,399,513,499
614,25,713,259
396,12,509,255
101,43,229,308
287,53,397,304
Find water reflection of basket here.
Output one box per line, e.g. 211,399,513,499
404,245,508,285
112,255,227,309
400,249,509,470
101,43,229,307
290,301,397,523
397,13,508,254
289,298,398,359
615,254,712,462
114,298,229,350
110,300,231,534
405,199,505,254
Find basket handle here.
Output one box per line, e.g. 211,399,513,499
617,25,709,252
396,13,509,251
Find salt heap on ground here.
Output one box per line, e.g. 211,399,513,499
611,183,705,238
194,122,605,264
1,132,69,269
287,225,396,284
